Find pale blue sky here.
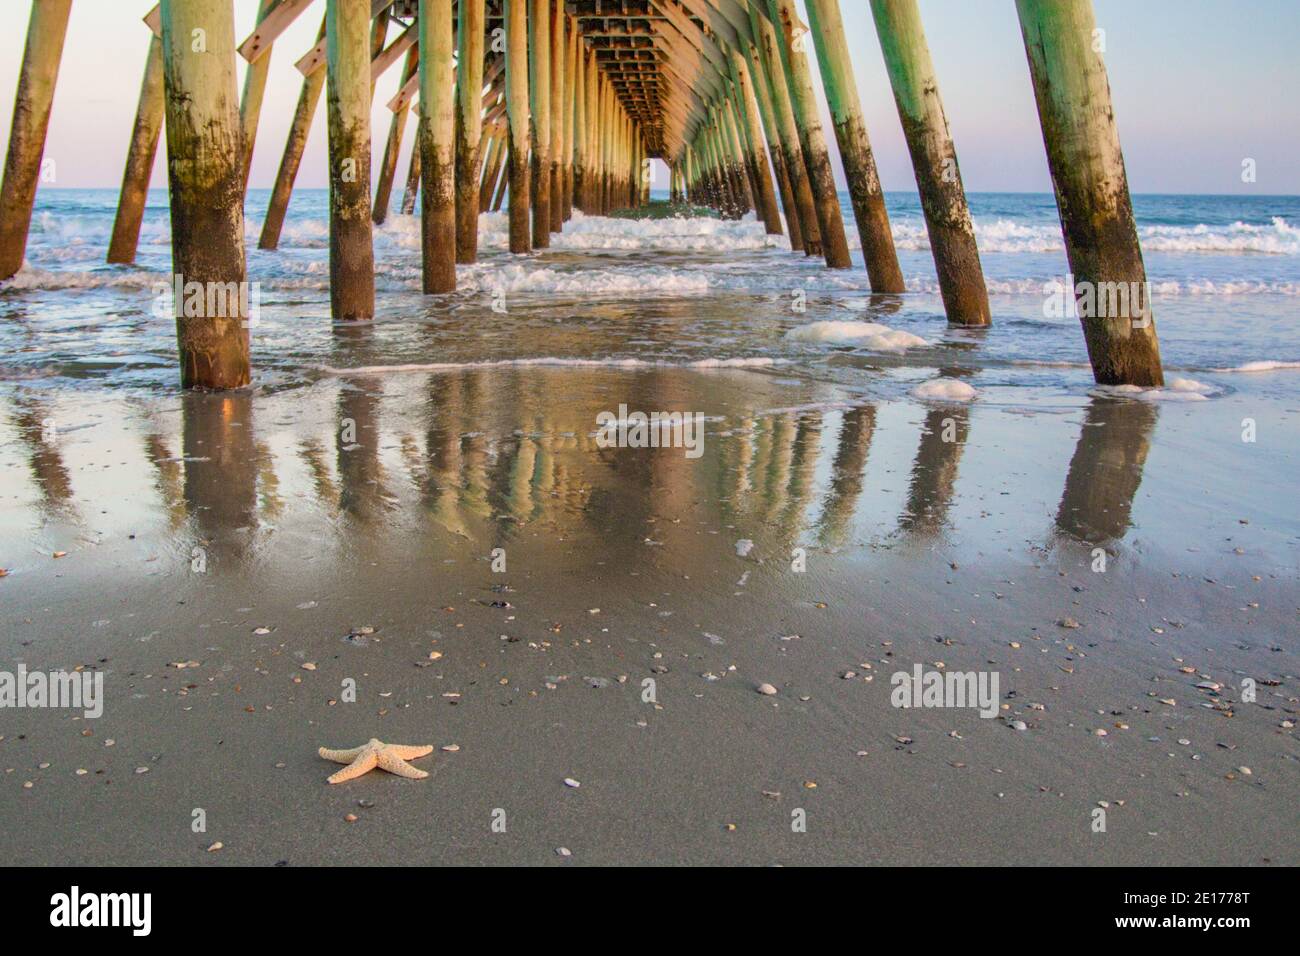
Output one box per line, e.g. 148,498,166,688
0,1,1295,194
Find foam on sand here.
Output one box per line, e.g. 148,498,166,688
1094,377,1218,402
910,378,978,402
786,320,929,352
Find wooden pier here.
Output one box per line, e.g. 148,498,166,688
0,0,1164,388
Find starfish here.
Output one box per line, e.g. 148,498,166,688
318,738,433,784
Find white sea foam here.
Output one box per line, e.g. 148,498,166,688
473,210,782,253
910,378,978,402
897,276,1300,297
1094,377,1217,402
786,320,929,351
882,216,1300,256
1212,360,1300,372
0,265,164,291
463,262,711,296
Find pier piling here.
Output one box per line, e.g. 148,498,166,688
871,0,990,325
373,43,419,224
325,0,376,319
0,0,72,281
504,0,531,252
767,0,851,269
260,13,328,249
107,31,165,265
805,0,904,291
528,0,551,247
419,0,456,291
158,0,250,388
453,0,486,263
1016,0,1164,385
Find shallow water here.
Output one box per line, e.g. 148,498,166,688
2,190,1298,398
3,189,1299,565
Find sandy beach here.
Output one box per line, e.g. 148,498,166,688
1,360,1295,866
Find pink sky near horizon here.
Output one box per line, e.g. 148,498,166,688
1,1,1296,196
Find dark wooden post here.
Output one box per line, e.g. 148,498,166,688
1016,0,1164,384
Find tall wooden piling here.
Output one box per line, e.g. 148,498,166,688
725,85,759,212
504,0,531,252
238,0,279,191
326,0,376,319
108,32,165,265
374,44,419,224
400,139,421,214
528,0,552,247
479,125,504,212
1016,0,1163,385
419,0,456,291
597,78,610,214
768,0,850,269
548,1,564,232
561,14,577,221
728,48,781,235
805,0,904,291
585,48,599,212
158,0,250,388
0,0,72,281
454,0,486,263
573,37,587,214
871,0,989,325
748,4,821,255
260,14,328,249
742,39,802,250
720,100,754,215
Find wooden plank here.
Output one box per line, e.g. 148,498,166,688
239,0,316,63
296,0,394,75
370,18,417,81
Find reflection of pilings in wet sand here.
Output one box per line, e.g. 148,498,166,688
1056,398,1158,546
255,441,284,521
336,381,390,521
141,431,186,530
506,432,538,522
715,416,756,524
779,411,824,536
899,405,969,536
817,405,877,548
9,400,75,517
298,438,340,515
454,372,493,522
421,373,471,537
488,371,540,527
761,414,796,523
181,391,257,559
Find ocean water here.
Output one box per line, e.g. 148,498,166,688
1,188,1297,401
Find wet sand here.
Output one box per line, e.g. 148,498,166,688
0,364,1296,865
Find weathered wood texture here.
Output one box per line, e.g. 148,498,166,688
1016,0,1164,385
326,0,376,318
0,0,72,281
158,0,250,388
871,0,990,324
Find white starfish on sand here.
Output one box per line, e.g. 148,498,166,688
318,738,433,784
